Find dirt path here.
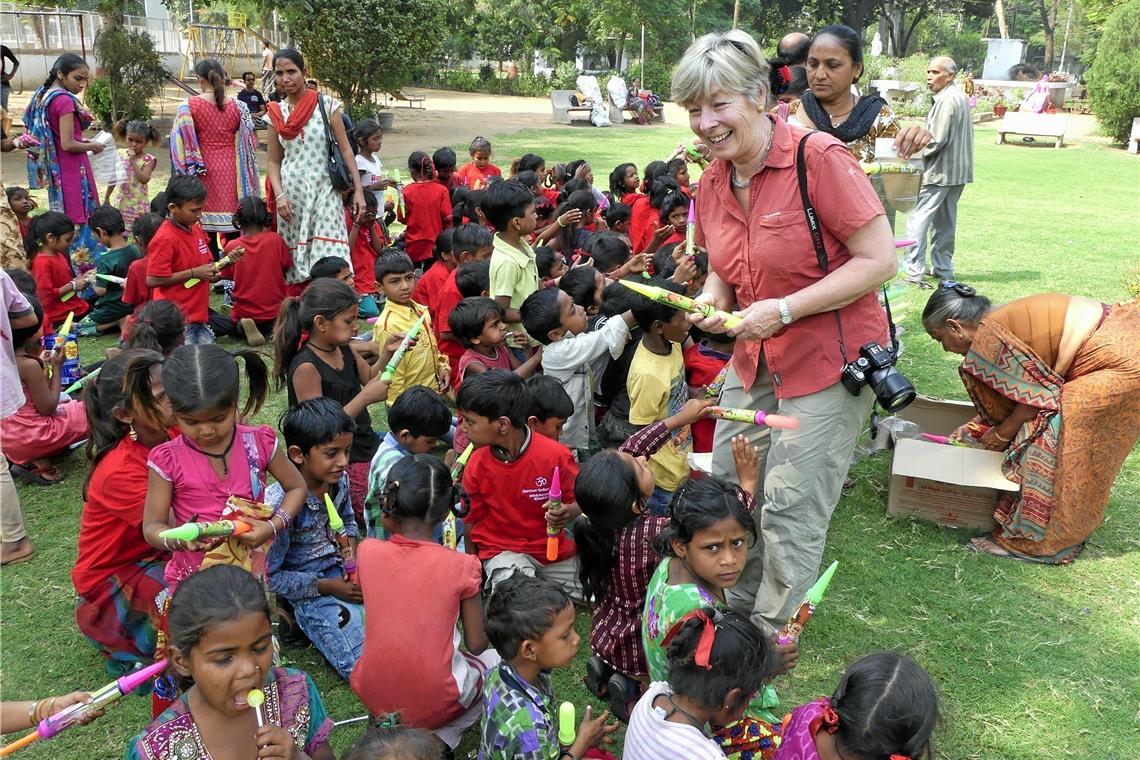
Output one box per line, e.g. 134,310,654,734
3,87,688,190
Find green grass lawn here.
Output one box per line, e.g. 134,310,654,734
2,120,1138,759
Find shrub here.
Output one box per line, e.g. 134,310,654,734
626,60,674,100
1087,0,1140,144
552,61,579,90
91,25,165,129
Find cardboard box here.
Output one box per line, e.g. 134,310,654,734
888,396,1017,531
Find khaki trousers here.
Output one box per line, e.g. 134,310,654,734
711,360,872,633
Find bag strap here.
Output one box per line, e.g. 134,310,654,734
316,94,335,155
794,131,900,357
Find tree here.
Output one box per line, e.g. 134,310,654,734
881,0,936,56
1035,0,1063,67
1086,0,1140,142
283,0,446,119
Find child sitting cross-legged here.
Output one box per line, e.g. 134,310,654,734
372,249,451,403
628,279,695,515
266,397,364,681
221,196,293,347
525,374,574,443
479,573,619,759
353,455,499,750
520,285,635,461
774,652,940,760
363,385,452,538
75,205,142,336
457,370,581,597
625,607,778,760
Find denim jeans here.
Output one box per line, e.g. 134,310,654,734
184,322,215,345
292,595,365,680
646,485,674,517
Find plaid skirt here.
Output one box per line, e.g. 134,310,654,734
75,558,166,677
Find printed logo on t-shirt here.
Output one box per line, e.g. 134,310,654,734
197,237,211,259
534,475,548,490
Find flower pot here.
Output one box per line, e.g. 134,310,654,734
993,104,1007,117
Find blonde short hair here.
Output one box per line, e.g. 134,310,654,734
671,30,771,109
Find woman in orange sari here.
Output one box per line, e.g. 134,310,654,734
923,283,1140,563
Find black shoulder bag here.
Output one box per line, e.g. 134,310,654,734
317,94,353,192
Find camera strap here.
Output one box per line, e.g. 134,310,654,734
794,133,900,359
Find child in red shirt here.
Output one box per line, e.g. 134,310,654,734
454,136,502,190
145,176,221,345
437,224,495,386
345,190,386,320
456,370,581,598
221,196,293,346
412,229,455,323
28,211,91,326
120,213,165,343
398,151,453,268
683,328,734,454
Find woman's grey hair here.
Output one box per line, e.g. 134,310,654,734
672,30,771,109
922,282,991,331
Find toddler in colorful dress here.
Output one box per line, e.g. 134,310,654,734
106,119,160,231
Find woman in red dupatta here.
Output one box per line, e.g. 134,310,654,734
923,283,1140,563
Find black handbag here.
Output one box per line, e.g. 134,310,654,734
317,94,353,192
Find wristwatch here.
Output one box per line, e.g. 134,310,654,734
777,297,793,325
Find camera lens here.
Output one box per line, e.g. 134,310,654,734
869,366,916,413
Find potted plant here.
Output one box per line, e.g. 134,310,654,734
993,97,1008,117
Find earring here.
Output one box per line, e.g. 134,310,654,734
129,423,138,441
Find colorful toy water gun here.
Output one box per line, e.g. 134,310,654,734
617,278,741,330
0,661,167,756
440,444,474,550
776,561,837,645
184,248,243,288
704,364,730,399
919,432,968,447
45,312,75,379
863,162,920,175
94,273,126,286
160,518,252,542
380,312,428,382
545,466,562,562
323,494,356,583
707,406,800,430
450,443,474,483
557,702,576,749
65,366,101,395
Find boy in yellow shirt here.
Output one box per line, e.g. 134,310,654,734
371,249,450,405
627,279,693,515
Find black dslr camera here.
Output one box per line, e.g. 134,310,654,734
840,342,915,413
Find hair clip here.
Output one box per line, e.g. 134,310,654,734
890,756,911,760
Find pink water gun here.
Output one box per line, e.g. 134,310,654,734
545,466,562,561
707,406,800,430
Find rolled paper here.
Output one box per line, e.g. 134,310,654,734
704,364,730,399
617,278,741,330
557,701,576,747
247,688,266,727
684,199,696,261
450,443,474,483
545,466,562,562
324,494,357,581
0,660,171,753
707,406,800,430
95,273,127,285
893,239,917,249
920,432,968,447
380,312,428,382
65,366,101,395
184,249,240,288
160,519,252,542
777,561,837,645
863,161,920,175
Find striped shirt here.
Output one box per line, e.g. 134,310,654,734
624,681,725,760
921,82,974,186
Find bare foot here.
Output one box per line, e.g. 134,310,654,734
1,537,35,565
968,535,1014,558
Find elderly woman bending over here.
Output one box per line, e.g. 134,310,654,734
676,31,898,632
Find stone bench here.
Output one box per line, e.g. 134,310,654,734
550,90,594,125
996,112,1067,148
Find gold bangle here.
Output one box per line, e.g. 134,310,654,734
993,429,1011,442
28,699,42,725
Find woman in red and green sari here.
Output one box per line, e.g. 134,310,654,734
923,283,1140,563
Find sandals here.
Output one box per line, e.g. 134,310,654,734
605,672,641,724
8,461,63,486
584,656,614,700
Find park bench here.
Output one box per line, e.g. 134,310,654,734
550,90,594,124
996,112,1068,148
1128,118,1140,155
606,93,666,125
384,89,425,108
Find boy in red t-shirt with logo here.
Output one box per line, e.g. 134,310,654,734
457,370,581,599
146,176,235,345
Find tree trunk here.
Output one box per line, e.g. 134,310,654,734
616,34,626,72
842,0,878,34
733,0,741,28
1037,0,1060,69
995,0,1009,38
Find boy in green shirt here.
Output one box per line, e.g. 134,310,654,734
485,180,540,339
76,204,142,336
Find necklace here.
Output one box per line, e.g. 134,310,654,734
826,93,858,123
308,341,340,354
665,695,708,733
730,122,776,190
185,429,237,476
